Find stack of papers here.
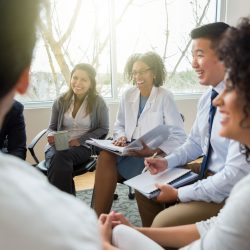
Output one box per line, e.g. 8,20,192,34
86,124,170,156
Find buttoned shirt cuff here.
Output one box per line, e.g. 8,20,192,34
177,184,195,202
165,154,179,169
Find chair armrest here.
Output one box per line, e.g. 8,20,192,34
28,129,48,164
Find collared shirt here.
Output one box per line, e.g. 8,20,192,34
166,81,250,203
63,96,91,140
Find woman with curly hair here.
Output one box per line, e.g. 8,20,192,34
99,18,250,250
93,51,186,216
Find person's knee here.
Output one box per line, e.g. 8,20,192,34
49,151,72,172
99,150,116,161
152,205,182,227
96,150,117,172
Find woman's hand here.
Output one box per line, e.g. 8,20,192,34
69,139,80,147
47,134,55,145
99,212,114,245
113,136,128,147
111,212,135,229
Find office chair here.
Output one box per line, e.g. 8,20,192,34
28,129,98,191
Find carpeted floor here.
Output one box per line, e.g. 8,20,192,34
76,184,142,227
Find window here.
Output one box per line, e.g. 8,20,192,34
17,0,219,103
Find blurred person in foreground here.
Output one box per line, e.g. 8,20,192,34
0,1,102,249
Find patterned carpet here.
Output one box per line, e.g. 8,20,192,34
76,184,142,227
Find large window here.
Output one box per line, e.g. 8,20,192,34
17,0,218,103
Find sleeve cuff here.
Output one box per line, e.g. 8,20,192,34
177,184,195,202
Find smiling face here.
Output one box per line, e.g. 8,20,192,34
192,38,225,87
70,69,91,98
132,60,155,96
213,79,250,146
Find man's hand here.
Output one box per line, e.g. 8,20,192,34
144,157,168,174
155,183,178,203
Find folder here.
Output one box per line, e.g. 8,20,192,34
124,168,199,199
86,124,170,156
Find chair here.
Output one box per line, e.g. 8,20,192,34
28,129,98,193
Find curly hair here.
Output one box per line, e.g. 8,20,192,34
61,63,98,115
217,17,250,161
124,51,166,86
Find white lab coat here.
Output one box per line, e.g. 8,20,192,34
113,86,186,154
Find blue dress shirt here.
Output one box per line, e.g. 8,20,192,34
166,81,250,203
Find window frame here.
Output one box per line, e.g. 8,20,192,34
23,0,224,108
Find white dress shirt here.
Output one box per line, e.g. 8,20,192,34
113,86,187,155
166,81,250,203
0,153,101,250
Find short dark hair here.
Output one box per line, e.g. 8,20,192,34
0,0,40,99
124,51,166,87
191,22,230,49
217,17,250,161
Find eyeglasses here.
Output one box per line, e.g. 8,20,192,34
132,68,151,77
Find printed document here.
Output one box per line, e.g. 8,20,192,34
86,124,170,156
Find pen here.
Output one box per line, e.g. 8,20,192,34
151,152,157,158
142,152,158,173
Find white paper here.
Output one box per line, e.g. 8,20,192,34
86,124,170,156
124,168,191,198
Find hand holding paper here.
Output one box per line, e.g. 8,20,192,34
113,136,128,147
155,183,178,203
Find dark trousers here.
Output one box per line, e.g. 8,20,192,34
46,146,91,195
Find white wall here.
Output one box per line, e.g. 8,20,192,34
223,0,250,25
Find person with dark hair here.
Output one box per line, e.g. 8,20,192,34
0,100,27,159
99,17,250,250
0,1,103,249
46,63,109,195
93,51,186,216
135,21,250,228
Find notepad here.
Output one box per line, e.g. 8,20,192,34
124,168,199,198
86,124,170,156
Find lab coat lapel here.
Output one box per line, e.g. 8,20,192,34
127,89,140,138
139,86,157,117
